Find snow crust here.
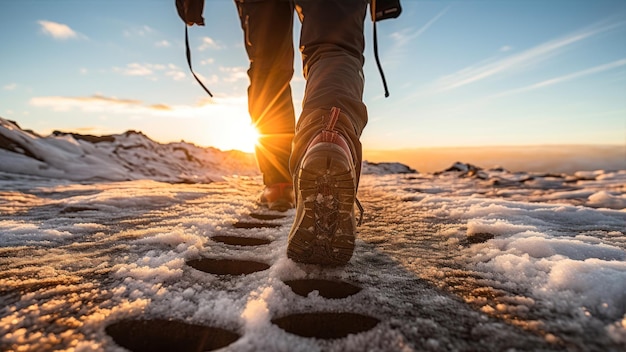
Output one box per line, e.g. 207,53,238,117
360,168,626,348
1,121,625,351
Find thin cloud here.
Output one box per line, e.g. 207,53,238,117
385,6,450,69
155,40,171,48
38,20,84,40
193,73,219,87
165,64,186,81
149,104,172,111
390,5,450,47
198,37,222,51
219,66,247,83
166,70,186,81
29,93,249,121
435,20,625,92
136,63,164,76
3,83,17,91
114,63,164,77
123,25,154,37
30,95,142,111
197,97,217,106
112,63,187,82
29,94,172,115
490,58,626,99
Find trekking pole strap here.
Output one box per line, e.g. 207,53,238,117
370,0,402,98
185,25,213,97
373,20,390,98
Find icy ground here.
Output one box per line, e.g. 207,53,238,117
1,166,625,351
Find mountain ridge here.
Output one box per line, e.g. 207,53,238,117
0,117,417,183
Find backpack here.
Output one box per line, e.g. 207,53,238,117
176,0,205,26
371,0,402,22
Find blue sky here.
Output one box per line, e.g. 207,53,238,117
1,0,625,153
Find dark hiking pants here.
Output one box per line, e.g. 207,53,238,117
235,0,368,186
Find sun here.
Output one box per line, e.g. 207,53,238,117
191,99,262,153
236,121,261,153
208,115,260,153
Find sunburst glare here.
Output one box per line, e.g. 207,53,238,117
192,100,261,153
240,122,261,153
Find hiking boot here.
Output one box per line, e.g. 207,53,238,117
287,107,358,266
259,182,295,212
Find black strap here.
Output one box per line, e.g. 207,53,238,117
185,25,213,97
373,20,390,98
185,9,390,99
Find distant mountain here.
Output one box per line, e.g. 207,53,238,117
5,116,615,186
361,161,416,175
0,118,420,183
0,117,258,183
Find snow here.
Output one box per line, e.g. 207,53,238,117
393,171,626,327
1,119,625,351
361,161,416,175
0,117,259,183
588,191,626,209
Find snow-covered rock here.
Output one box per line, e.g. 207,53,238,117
0,117,258,183
435,161,489,179
361,161,416,175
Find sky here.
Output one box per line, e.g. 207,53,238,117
1,0,625,154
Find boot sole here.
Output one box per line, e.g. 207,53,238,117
287,142,356,266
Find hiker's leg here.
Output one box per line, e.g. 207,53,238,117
291,0,368,178
235,0,296,185
287,0,368,265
